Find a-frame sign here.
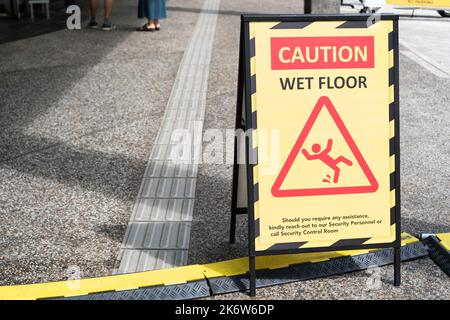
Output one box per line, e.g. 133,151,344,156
230,14,401,296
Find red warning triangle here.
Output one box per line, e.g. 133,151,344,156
271,96,378,197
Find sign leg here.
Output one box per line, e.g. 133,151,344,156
394,246,401,286
229,206,237,244
230,20,245,245
249,255,256,297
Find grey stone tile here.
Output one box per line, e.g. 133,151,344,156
177,223,191,249
159,223,177,249
119,249,189,273
185,178,197,198
174,163,188,177
181,199,195,221
123,222,191,250
171,118,182,130
140,178,160,198
124,223,148,249
174,250,189,267
160,162,176,177
150,144,169,160
171,178,187,197
154,250,175,269
156,178,173,197
165,107,178,120
150,199,170,220
192,144,203,163
144,161,164,178
187,164,199,178
118,250,141,274
166,199,184,221
142,223,165,248
136,250,159,272
132,198,155,221
155,130,172,145
163,222,191,249
176,107,189,120
160,121,176,136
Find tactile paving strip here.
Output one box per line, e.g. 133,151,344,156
115,0,221,274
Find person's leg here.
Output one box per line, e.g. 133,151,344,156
102,0,116,30
87,0,99,28
104,0,114,20
155,0,167,30
148,19,156,29
89,0,99,19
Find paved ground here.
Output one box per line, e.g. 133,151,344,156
191,0,450,300
188,0,307,267
114,0,220,274
0,0,202,285
0,0,449,299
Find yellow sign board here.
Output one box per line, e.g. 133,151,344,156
387,0,450,9
231,15,400,254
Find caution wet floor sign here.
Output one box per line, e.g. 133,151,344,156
231,15,400,254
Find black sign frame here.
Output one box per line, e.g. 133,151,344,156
229,14,401,296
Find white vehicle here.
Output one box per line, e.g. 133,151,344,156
346,0,450,17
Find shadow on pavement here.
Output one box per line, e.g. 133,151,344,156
0,133,148,201
167,5,256,17
0,0,90,44
0,3,152,201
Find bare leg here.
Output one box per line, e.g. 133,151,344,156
155,19,160,28
89,0,99,18
104,0,114,19
148,19,155,28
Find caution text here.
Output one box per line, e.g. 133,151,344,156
271,36,375,70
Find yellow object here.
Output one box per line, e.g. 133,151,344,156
0,233,418,300
246,19,397,251
0,264,206,300
437,233,450,251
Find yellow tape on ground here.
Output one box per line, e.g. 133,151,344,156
202,248,372,278
0,233,419,300
401,233,420,246
437,233,450,251
0,264,205,300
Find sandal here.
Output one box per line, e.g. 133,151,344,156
155,24,161,31
136,24,155,32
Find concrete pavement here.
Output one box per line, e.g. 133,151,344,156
191,0,450,300
0,0,203,285
0,0,448,299
114,0,220,274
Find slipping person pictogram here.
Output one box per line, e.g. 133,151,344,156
301,139,353,184
271,96,378,197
